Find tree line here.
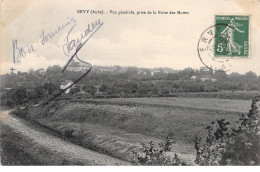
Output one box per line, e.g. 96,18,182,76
0,65,260,107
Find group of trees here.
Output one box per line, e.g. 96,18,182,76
81,69,260,97
0,82,59,107
0,65,260,106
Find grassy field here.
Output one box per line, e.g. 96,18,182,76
37,99,246,143
23,97,252,164
174,91,260,100
88,97,251,113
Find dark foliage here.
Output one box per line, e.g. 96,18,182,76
194,96,260,165
133,133,186,165
1,66,260,105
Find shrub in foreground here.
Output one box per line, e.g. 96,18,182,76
133,133,186,165
194,95,260,165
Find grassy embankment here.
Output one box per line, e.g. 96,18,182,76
20,97,252,164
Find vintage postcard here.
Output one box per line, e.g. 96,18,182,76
0,0,260,166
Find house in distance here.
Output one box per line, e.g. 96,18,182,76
67,59,89,72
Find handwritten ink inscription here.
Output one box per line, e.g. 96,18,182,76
63,19,103,57
12,18,77,64
10,18,104,103
40,17,77,45
12,40,36,63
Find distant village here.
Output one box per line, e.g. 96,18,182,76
3,59,220,95
63,59,218,91
1,58,258,107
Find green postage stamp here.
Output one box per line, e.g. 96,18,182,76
215,15,249,58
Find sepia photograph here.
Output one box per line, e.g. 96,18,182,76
0,0,259,167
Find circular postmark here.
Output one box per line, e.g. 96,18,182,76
197,23,233,72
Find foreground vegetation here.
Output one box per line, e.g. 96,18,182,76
133,96,260,165
7,96,257,165
10,95,259,165
194,95,260,165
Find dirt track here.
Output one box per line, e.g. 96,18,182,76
0,109,130,165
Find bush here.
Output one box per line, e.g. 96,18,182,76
133,133,186,165
6,99,15,107
13,107,28,119
63,128,75,139
194,95,260,165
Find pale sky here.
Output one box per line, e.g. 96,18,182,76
0,0,260,74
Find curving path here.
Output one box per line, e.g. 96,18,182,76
0,109,130,165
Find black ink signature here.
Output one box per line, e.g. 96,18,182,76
43,19,104,104
12,40,36,63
